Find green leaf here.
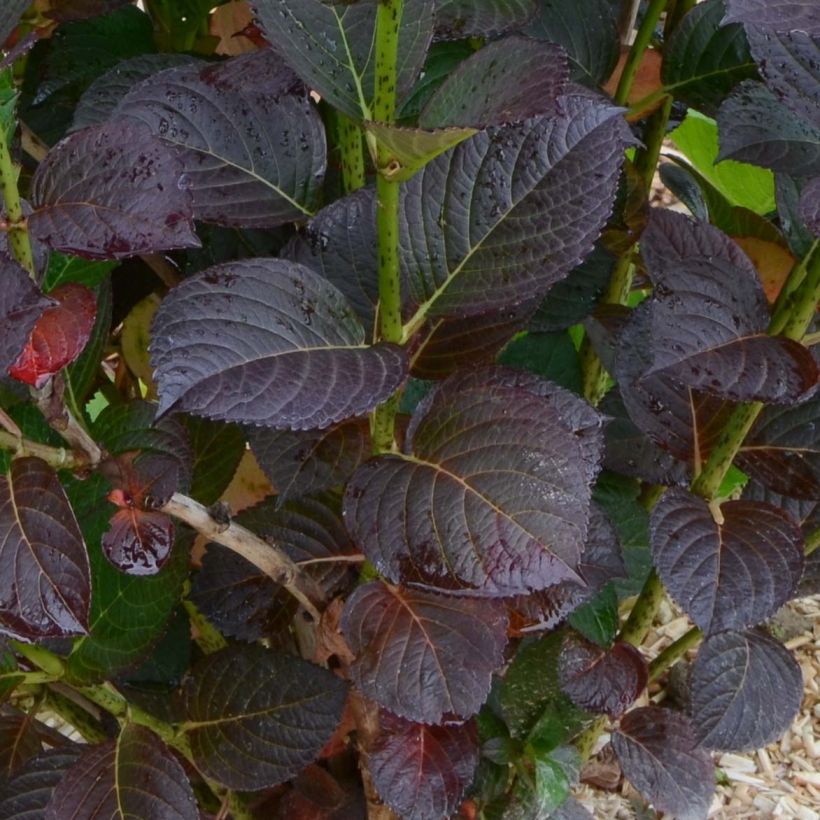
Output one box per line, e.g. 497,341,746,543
662,0,757,115
63,474,188,684
497,331,582,394
532,748,581,815
670,109,775,214
43,254,117,292
184,417,246,506
500,632,584,741
363,122,477,181
568,583,619,647
0,650,22,704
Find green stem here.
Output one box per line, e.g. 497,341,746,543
648,626,702,681
805,527,820,556
0,121,34,275
338,112,366,193
183,593,228,655
575,716,608,762
12,640,65,677
0,428,87,469
43,687,108,743
370,0,404,454
619,569,665,647
613,0,668,106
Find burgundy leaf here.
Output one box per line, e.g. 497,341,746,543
102,507,174,576
799,176,820,235
639,211,818,403
29,121,199,260
419,36,567,128
249,420,371,505
178,644,347,790
370,713,479,820
0,747,82,818
612,707,714,820
345,369,600,595
736,395,820,499
0,0,27,47
401,96,634,317
0,255,53,376
114,51,325,228
44,725,198,820
558,637,647,717
650,488,805,634
45,0,131,21
0,713,43,777
435,0,536,38
9,284,96,388
722,0,820,36
342,582,507,723
252,0,434,121
0,458,91,640
151,259,407,430
691,629,803,752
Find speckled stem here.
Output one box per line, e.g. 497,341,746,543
0,121,34,275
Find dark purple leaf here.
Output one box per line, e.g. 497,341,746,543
419,36,567,128
600,389,691,486
691,629,803,751
736,395,820,499
29,121,198,260
401,97,634,318
722,0,820,35
283,188,380,328
745,26,820,131
9,284,97,389
612,707,714,820
717,81,820,176
558,637,647,717
614,304,735,464
151,259,407,430
799,176,820,235
0,256,53,376
411,301,536,379
44,725,197,820
45,0,131,21
252,0,434,121
0,458,91,640
650,488,805,634
114,51,325,228
639,211,817,403
72,53,201,131
190,544,294,643
0,0,27,47
102,507,174,576
249,421,370,505
342,582,507,723
178,644,346,790
370,713,479,820
435,0,536,38
0,714,43,777
0,747,81,819
345,369,600,595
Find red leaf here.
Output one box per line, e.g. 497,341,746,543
102,507,174,576
9,283,96,388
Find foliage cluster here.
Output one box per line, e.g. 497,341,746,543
0,0,817,818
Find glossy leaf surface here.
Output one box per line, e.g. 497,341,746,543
691,629,803,751
0,257,53,376
29,121,198,259
44,725,197,820
102,507,174,576
179,644,346,790
151,259,407,430
0,458,91,640
722,0,820,35
9,284,97,389
345,369,600,595
401,97,634,317
558,637,647,717
370,713,479,820
650,489,804,634
612,707,714,820
343,582,507,723
419,37,567,129
114,51,325,227
252,0,434,120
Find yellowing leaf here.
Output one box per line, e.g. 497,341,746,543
121,292,160,395
732,236,795,304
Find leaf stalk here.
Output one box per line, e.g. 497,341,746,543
0,117,34,274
